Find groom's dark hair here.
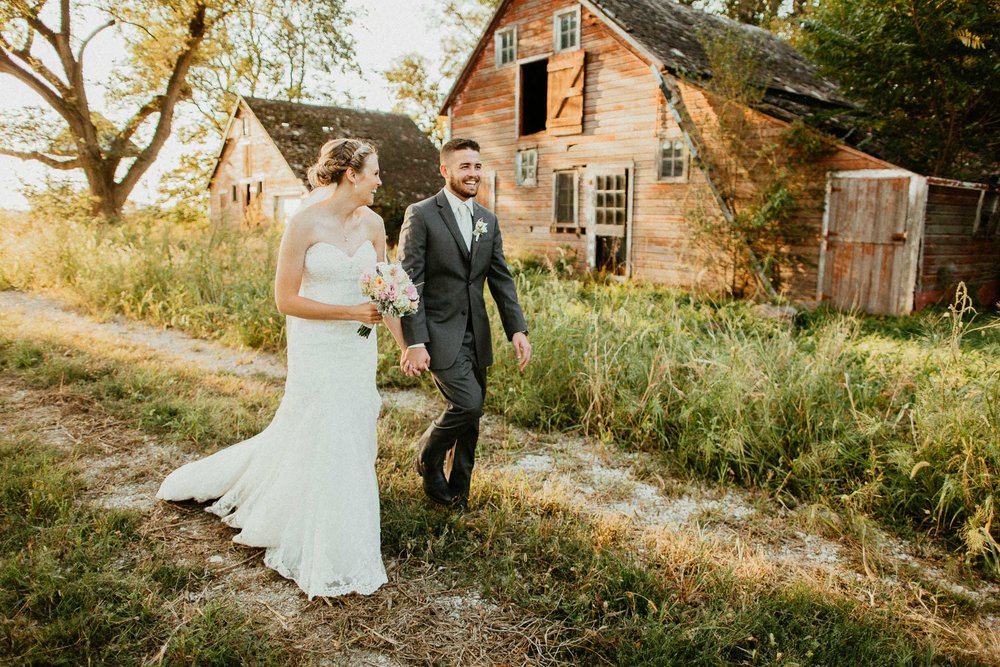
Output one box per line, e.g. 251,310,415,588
440,138,480,162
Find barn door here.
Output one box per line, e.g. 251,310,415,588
818,171,926,315
546,50,584,136
584,165,633,278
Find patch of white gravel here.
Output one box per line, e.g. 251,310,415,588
435,592,499,622
507,453,555,474
771,532,846,568
324,651,403,667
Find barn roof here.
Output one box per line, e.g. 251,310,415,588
589,0,850,116
441,0,852,122
241,96,441,203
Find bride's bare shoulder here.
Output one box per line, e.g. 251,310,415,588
283,206,322,245
358,206,385,232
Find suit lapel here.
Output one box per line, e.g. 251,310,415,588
435,190,471,262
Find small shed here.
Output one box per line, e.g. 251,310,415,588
820,171,1000,313
208,95,441,239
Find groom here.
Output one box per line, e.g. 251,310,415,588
397,138,531,508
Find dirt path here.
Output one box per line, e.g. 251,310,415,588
2,290,998,663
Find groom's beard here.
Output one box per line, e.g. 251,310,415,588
447,173,479,199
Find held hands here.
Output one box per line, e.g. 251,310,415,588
400,346,431,377
512,332,532,372
353,303,383,326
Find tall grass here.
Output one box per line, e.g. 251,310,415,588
2,208,998,570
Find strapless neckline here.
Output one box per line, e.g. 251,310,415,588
306,239,374,260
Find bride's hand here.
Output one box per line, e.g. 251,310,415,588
352,303,383,325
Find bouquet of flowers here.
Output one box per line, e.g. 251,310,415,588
357,262,420,338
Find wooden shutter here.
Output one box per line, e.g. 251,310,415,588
546,50,584,136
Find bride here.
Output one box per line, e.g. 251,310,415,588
157,138,405,599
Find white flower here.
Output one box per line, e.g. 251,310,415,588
473,218,488,241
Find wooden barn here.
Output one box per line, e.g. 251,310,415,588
209,96,441,238
440,0,1000,313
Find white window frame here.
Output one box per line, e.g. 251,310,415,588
553,6,581,53
552,169,579,230
495,26,517,68
657,132,688,182
516,148,538,187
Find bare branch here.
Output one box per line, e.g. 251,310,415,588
0,48,74,121
77,19,115,63
0,147,79,169
5,46,71,95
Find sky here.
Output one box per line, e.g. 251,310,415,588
0,0,454,210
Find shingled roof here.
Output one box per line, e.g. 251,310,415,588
442,0,853,123
588,0,851,119
242,96,441,204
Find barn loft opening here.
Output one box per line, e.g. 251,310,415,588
520,58,548,136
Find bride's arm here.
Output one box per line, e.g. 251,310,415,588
371,216,407,350
274,212,380,323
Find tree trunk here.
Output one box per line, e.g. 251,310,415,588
85,164,125,220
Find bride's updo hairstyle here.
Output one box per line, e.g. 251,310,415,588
307,138,377,189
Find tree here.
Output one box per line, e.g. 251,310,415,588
0,0,356,219
799,0,1000,179
384,54,443,141
383,0,499,142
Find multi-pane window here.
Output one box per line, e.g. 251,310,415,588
554,8,580,52
594,174,627,225
553,170,577,229
516,148,537,186
659,137,687,180
496,27,516,67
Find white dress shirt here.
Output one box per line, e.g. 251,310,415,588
443,186,474,250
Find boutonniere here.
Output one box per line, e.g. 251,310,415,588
473,218,488,241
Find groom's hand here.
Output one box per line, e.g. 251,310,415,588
512,332,531,372
401,347,431,377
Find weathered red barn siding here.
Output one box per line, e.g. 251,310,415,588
209,104,304,226
915,184,1000,308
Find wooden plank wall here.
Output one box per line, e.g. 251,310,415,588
916,184,1000,308
209,104,305,226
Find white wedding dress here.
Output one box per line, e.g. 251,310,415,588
156,239,387,599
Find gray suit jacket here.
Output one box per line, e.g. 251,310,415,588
397,189,527,370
